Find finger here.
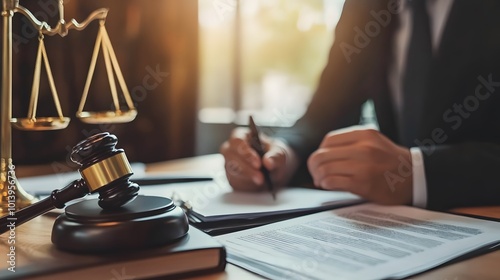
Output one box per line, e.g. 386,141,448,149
258,133,273,152
309,160,357,186
220,137,261,169
231,127,251,139
308,146,359,172
235,140,262,168
226,174,265,193
320,129,380,148
224,156,264,186
262,145,286,171
317,175,354,192
320,174,372,200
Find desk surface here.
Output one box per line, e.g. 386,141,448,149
5,154,500,279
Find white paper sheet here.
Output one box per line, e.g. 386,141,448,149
216,204,500,280
139,181,361,220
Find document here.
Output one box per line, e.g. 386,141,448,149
216,204,500,280
150,182,360,219
139,181,362,234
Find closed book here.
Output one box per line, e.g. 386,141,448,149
0,226,226,280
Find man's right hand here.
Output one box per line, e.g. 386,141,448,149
220,127,292,192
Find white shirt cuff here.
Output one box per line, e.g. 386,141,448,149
410,147,428,208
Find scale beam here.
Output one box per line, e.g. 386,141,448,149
0,0,135,213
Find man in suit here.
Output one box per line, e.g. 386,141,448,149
220,0,500,210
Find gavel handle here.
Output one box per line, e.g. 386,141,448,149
0,179,89,234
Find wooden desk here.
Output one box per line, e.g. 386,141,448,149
4,154,500,279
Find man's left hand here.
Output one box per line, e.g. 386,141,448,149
307,129,413,205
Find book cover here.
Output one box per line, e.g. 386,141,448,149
0,226,226,280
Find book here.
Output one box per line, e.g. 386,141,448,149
215,203,500,280
0,225,226,280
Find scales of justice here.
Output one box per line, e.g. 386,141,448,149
0,0,137,212
0,0,188,252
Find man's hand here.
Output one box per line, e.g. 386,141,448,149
220,128,290,192
307,129,413,205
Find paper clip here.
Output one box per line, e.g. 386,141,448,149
171,191,193,213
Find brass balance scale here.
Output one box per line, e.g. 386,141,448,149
0,0,137,213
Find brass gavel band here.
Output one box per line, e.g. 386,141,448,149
80,152,132,192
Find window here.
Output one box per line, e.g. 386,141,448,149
198,0,345,126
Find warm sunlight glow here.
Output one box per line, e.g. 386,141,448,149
198,0,345,126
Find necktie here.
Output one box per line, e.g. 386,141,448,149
401,0,433,146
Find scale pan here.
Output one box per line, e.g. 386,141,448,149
11,117,70,131
77,109,137,124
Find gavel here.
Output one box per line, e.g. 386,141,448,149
0,132,139,234
0,132,188,253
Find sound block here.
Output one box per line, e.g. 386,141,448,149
51,196,189,254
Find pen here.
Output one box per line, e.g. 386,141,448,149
132,176,212,186
33,176,213,198
248,115,276,200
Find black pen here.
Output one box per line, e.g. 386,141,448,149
248,115,276,200
33,176,213,198
132,176,212,186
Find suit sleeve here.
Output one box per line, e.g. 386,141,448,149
421,143,500,210
274,0,392,182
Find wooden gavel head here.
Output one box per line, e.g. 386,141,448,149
71,132,139,209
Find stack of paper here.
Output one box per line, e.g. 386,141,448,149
140,181,362,235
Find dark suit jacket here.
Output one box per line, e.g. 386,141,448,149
276,0,500,210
